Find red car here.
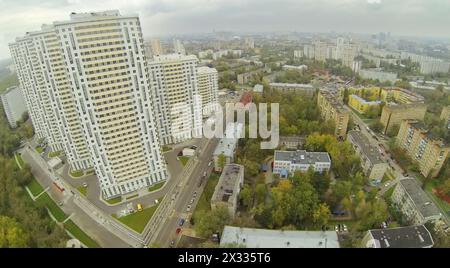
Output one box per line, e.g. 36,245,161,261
176,227,182,234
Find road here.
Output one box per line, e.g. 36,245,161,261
153,137,218,247
344,106,406,196
345,105,450,225
19,146,130,248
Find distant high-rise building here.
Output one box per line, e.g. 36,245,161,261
1,86,27,128
303,44,315,59
197,66,219,117
151,38,164,56
173,39,186,55
10,11,168,199
244,37,255,49
148,54,202,145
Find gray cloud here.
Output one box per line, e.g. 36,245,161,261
1,0,450,59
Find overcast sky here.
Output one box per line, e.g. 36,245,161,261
1,0,450,60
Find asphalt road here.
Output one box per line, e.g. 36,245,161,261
19,146,130,248
154,137,218,247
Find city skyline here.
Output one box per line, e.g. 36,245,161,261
1,0,450,60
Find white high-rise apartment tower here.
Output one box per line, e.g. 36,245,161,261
197,66,219,117
148,54,202,145
173,39,186,55
10,11,168,199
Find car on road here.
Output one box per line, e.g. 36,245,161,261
208,161,212,167
82,182,88,187
186,205,192,212
178,218,185,226
176,227,181,234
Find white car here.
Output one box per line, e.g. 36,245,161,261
82,182,88,188
384,182,390,187
186,205,191,212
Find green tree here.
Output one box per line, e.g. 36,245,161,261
254,183,267,205
0,215,30,247
239,184,254,208
195,205,230,238
217,153,227,171
440,179,450,196
312,203,331,228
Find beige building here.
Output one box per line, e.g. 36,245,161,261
148,54,202,145
211,164,244,218
10,11,168,199
347,130,388,183
396,120,449,178
318,89,350,140
197,66,219,117
440,105,450,129
380,103,427,135
391,178,441,224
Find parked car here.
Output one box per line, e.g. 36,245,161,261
176,227,181,234
343,224,348,232
137,203,143,212
170,240,175,247
82,182,88,188
186,205,191,212
178,218,185,226
335,225,339,232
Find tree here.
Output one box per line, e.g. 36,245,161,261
239,184,254,208
312,203,331,228
440,179,450,196
0,215,30,247
217,153,227,171
195,205,230,238
254,183,267,205
370,120,384,134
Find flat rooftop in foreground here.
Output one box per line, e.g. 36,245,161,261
220,226,339,248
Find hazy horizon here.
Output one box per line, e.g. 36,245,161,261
1,0,450,60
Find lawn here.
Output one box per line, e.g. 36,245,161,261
70,170,84,178
64,220,100,248
162,145,172,152
148,182,165,192
15,153,25,169
126,194,139,200
113,205,158,233
27,177,44,196
106,196,122,205
179,156,190,166
35,146,44,153
383,186,395,200
36,193,67,222
77,186,87,197
48,151,61,158
192,173,220,221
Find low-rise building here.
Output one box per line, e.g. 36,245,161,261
347,130,388,184
318,89,350,140
1,86,27,128
220,226,340,248
282,64,307,72
391,178,441,224
380,103,427,135
253,84,263,93
269,83,315,95
396,120,449,178
213,122,243,172
359,68,398,84
362,225,434,248
440,105,450,129
211,164,244,218
279,136,306,150
273,150,331,177
348,94,382,114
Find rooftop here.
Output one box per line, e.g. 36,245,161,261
367,225,434,248
211,164,244,204
350,94,382,105
399,178,441,219
220,226,339,248
274,150,331,165
213,122,243,157
348,130,384,164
